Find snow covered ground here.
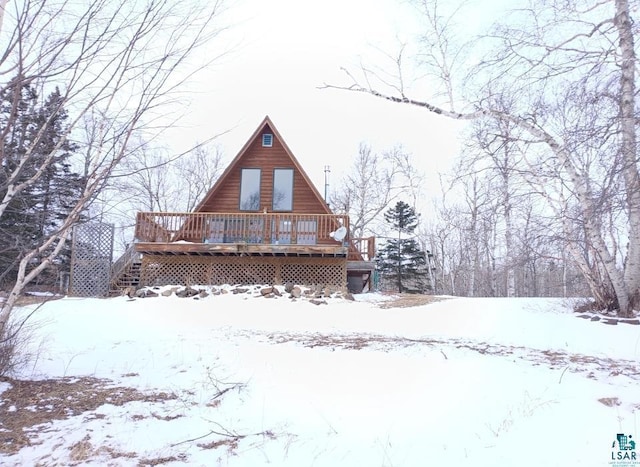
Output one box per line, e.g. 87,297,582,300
1,286,639,466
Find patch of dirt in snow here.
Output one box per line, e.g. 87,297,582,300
0,376,176,455
376,294,451,309
265,332,640,382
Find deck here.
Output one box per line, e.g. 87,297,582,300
135,241,349,257
117,212,376,291
134,212,375,262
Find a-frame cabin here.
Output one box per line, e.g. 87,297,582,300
124,116,375,292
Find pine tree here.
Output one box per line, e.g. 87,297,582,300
0,83,83,286
0,82,39,284
376,201,428,293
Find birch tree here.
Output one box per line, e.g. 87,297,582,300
0,0,229,327
332,143,410,238
460,106,527,297
326,0,640,317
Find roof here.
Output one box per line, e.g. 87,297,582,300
193,115,331,214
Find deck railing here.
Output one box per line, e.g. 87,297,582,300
350,237,376,261
135,212,376,261
135,212,346,244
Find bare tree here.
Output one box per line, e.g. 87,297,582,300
176,144,225,212
332,143,425,240
459,105,527,297
392,148,425,210
104,141,225,253
331,143,402,238
112,141,175,213
426,198,470,296
411,0,470,110
113,141,224,213
325,0,640,317
0,0,229,326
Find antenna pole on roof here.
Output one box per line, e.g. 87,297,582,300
324,165,331,206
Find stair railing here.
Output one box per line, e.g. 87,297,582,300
110,243,140,287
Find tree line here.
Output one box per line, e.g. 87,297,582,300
0,0,637,325
328,0,638,317
332,141,587,299
0,0,228,330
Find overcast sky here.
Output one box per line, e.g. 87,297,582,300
165,0,474,206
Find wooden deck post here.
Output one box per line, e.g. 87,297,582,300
274,260,282,285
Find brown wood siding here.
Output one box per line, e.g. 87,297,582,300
198,126,328,215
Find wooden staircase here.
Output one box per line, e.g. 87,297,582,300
110,244,142,294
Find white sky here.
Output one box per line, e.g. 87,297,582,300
164,0,470,206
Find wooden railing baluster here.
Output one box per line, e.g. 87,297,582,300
134,212,372,260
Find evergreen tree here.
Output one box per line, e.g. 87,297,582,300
0,82,83,286
376,201,428,293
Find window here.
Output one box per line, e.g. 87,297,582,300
262,133,273,147
272,168,293,211
239,168,261,211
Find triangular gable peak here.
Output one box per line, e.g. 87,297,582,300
194,116,332,215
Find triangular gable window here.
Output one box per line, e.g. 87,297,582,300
262,133,273,147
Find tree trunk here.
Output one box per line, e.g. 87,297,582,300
615,0,640,316
501,144,516,297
